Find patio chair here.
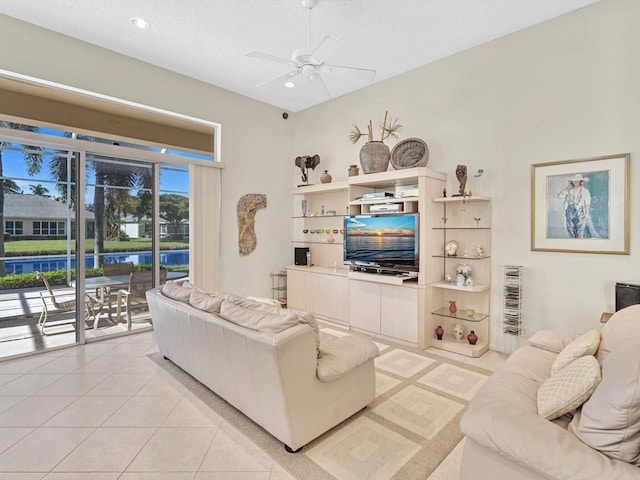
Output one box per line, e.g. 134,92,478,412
116,269,167,330
100,261,135,314
36,271,95,334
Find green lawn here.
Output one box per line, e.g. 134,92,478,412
4,238,189,256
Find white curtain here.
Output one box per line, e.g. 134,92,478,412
189,164,221,291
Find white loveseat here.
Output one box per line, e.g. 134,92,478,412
146,283,378,451
460,305,640,480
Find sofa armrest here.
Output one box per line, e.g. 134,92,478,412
528,330,581,353
317,335,379,382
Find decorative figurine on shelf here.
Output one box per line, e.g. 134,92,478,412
295,154,320,186
453,324,464,341
449,300,457,314
474,217,481,228
442,187,447,198
435,325,444,340
301,199,308,217
467,308,475,317
467,330,478,345
475,245,485,257
445,240,459,257
452,164,467,197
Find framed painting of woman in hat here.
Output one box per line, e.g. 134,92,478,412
531,154,629,254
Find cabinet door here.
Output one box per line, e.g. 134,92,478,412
381,285,418,343
308,274,349,324
286,269,307,310
349,280,381,333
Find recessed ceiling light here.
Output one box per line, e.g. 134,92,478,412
131,17,150,30
284,81,296,88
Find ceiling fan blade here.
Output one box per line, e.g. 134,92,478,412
310,35,343,62
316,74,333,99
255,69,300,88
323,64,377,82
247,51,294,66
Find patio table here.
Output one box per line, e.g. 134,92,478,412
71,271,188,329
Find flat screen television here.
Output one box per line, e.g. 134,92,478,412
343,213,419,272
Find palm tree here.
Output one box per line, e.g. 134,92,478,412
0,122,43,276
29,184,50,196
2,179,21,194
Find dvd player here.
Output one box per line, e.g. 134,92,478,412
362,192,394,200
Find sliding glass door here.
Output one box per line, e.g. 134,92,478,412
0,125,195,358
0,142,80,356
84,155,157,337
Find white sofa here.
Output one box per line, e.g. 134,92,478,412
460,305,640,480
146,283,379,451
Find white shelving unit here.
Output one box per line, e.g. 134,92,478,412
429,196,492,357
288,167,446,348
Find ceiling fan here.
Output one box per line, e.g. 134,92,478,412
246,0,376,97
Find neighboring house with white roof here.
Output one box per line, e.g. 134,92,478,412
3,193,95,239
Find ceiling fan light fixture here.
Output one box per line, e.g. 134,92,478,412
131,17,150,30
284,81,296,88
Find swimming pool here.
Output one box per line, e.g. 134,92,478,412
3,249,189,275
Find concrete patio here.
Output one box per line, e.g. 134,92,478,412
0,285,152,359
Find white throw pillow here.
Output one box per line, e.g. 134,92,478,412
551,329,600,375
537,355,601,420
528,330,580,354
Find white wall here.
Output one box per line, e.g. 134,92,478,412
292,0,640,350
3,0,638,351
0,14,294,298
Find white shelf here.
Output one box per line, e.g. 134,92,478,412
432,196,490,203
286,264,349,277
350,196,418,206
430,281,490,292
348,270,420,286
349,167,446,188
292,181,349,195
431,334,489,358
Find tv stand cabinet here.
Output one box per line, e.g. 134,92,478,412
288,167,447,349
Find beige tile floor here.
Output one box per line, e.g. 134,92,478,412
0,331,506,480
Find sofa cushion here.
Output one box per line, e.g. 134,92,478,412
224,293,282,314
551,329,600,375
568,341,640,465
537,355,601,420
528,330,580,354
317,334,379,382
597,304,640,364
246,296,283,308
219,300,302,333
161,281,193,302
188,290,225,313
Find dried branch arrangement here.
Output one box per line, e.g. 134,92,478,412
349,111,402,144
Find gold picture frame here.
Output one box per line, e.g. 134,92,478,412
531,153,630,254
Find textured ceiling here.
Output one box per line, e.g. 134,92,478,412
0,0,598,112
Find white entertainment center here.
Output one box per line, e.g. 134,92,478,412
287,167,491,356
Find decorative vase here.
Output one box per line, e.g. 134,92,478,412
449,300,457,314
453,324,464,341
320,170,332,184
435,325,444,340
359,141,390,174
348,165,360,177
467,330,478,345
